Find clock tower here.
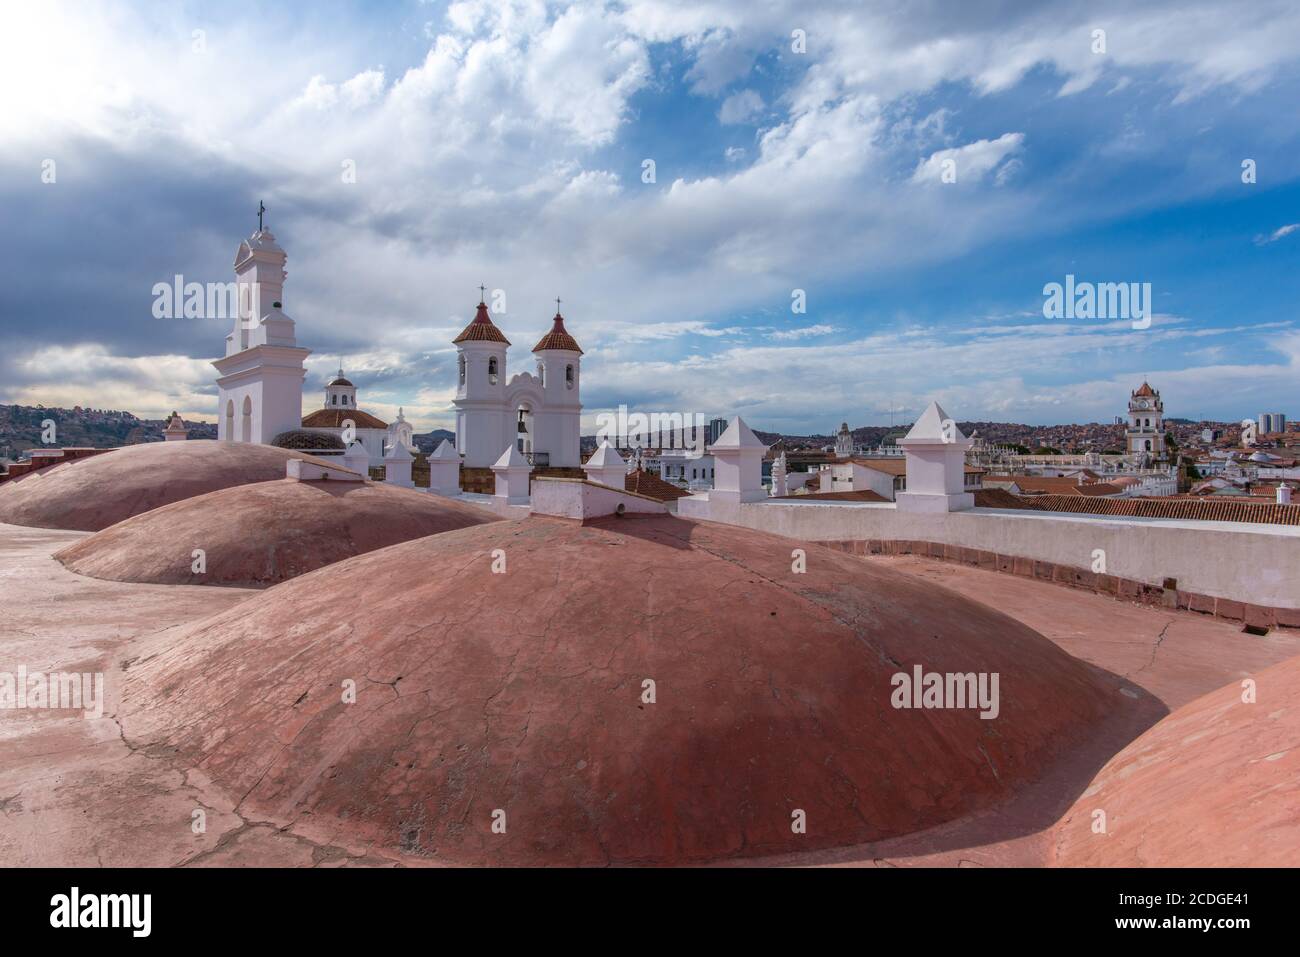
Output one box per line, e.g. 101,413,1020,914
1125,381,1166,457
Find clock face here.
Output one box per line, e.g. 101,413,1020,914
1136,399,1149,409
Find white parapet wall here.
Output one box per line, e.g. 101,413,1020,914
531,477,666,522
286,458,365,483
678,496,1300,609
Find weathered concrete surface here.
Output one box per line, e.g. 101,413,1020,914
0,441,336,532
0,523,402,867
55,479,499,587
1054,655,1300,867
119,514,1117,866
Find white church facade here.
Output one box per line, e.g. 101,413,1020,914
452,296,583,468
214,219,584,475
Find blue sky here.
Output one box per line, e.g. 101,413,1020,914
1,0,1297,433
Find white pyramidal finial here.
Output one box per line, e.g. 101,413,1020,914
711,416,766,449
585,440,626,470
709,416,769,504
583,440,627,489
493,444,530,470
896,398,973,513
430,439,460,461
900,401,966,444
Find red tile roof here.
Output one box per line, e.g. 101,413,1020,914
453,301,511,346
973,489,1300,525
301,408,389,430
983,475,1122,496
778,488,890,502
848,457,907,475
972,488,1024,508
624,468,690,502
532,312,583,354
1133,381,1157,397
1073,482,1125,497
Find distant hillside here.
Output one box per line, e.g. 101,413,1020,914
0,404,216,462
412,429,456,454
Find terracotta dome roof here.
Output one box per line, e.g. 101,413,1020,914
301,408,388,430
56,479,498,588
121,514,1113,865
453,301,511,346
532,312,583,354
0,441,335,532
329,376,354,387
1133,381,1156,397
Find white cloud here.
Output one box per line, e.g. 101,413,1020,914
1256,223,1300,245
913,133,1025,184
6,344,217,421
718,89,763,124
768,324,836,340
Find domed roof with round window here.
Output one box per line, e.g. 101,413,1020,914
271,429,346,452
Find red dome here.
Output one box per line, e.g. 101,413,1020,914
0,441,334,532
56,479,499,587
1056,656,1300,867
122,514,1113,865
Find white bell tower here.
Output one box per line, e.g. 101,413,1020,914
452,292,511,467
212,205,310,444
530,300,583,468
1125,381,1166,457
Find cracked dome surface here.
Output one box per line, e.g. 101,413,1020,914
1055,655,1300,867
0,440,338,532
121,514,1114,865
55,478,499,587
